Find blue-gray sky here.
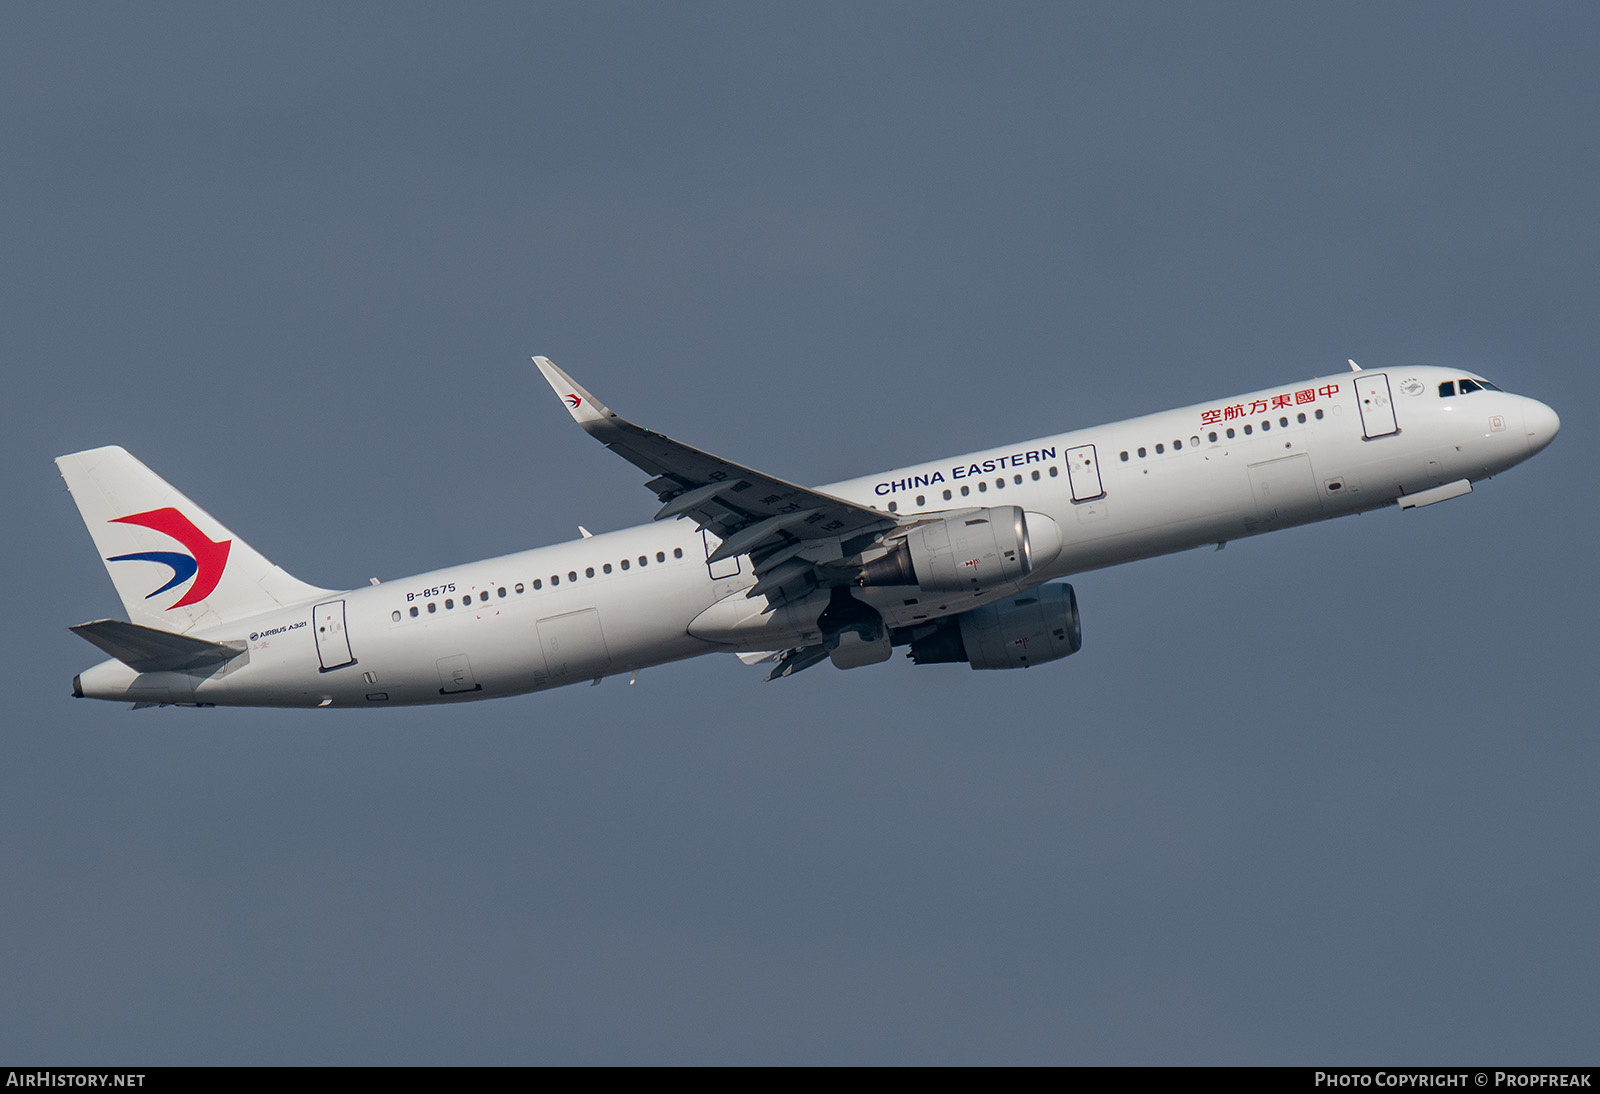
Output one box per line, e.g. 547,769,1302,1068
3,2,1594,1064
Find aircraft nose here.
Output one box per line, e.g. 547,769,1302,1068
1524,398,1561,455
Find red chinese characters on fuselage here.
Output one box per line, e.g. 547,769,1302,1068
1199,384,1340,428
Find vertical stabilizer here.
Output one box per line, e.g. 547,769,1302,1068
56,446,332,634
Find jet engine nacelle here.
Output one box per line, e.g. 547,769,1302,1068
907,583,1082,670
858,506,1054,595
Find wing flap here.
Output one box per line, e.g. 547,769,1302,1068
653,481,727,522
764,644,830,680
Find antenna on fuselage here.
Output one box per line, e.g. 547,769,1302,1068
1348,359,1363,371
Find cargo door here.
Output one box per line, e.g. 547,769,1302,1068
436,654,481,695
1246,454,1324,529
538,608,613,680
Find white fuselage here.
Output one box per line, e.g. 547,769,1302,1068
73,366,1558,708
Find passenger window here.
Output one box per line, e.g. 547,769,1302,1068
1243,425,1253,434
1190,436,1199,447
673,548,683,558
657,551,665,562
1208,432,1218,442
568,571,578,582
392,610,402,622
445,598,454,609
888,501,898,512
943,489,953,500
621,559,629,570
480,591,488,602
532,579,541,590
1155,443,1164,454
517,582,526,593
638,556,647,567
1226,428,1235,439
428,602,436,613
1315,409,1324,420
551,575,559,585
1048,466,1058,477
916,495,926,506
994,479,1003,489
1031,470,1040,481
960,485,970,496
1297,413,1306,424
497,587,506,598
1138,447,1146,458
1261,421,1270,431
585,567,595,578
1172,439,1182,450
1439,381,1456,397
1279,417,1288,427
977,481,987,492
409,606,419,617
1013,475,1022,484
603,562,612,574
1121,451,1129,462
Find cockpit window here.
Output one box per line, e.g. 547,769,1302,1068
1440,378,1503,397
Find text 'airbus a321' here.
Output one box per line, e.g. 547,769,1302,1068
59,358,1558,709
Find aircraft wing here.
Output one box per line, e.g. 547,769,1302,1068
534,357,896,608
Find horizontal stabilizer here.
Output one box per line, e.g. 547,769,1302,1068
70,618,245,673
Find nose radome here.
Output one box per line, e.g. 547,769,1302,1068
1524,399,1560,455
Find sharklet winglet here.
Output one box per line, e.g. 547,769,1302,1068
533,356,613,428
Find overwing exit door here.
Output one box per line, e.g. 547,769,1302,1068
1065,445,1105,501
703,528,741,580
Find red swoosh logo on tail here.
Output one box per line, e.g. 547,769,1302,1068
110,508,232,608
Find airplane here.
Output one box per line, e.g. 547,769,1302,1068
58,358,1559,709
